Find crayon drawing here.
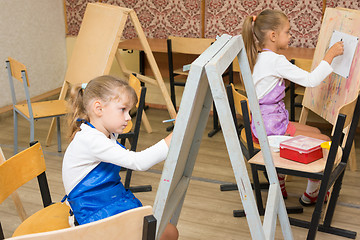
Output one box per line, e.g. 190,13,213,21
302,8,360,125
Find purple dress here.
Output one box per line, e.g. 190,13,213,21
251,80,289,138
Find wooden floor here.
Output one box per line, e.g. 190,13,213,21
0,108,359,239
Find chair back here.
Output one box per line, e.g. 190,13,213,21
226,84,259,160
6,57,29,86
229,83,251,121
168,36,214,55
339,93,360,164
7,206,155,240
6,58,31,106
338,93,360,131
0,143,46,205
128,74,142,108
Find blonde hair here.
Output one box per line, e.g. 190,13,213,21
67,75,137,141
242,9,288,72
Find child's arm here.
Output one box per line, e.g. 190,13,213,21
323,41,344,65
164,132,173,147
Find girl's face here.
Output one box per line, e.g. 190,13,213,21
100,96,133,136
275,20,291,50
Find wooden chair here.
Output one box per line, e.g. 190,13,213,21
6,206,156,240
289,58,312,121
118,74,151,193
0,142,70,239
248,93,360,239
6,58,67,154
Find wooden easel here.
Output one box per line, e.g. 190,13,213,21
153,34,293,240
300,7,360,171
46,3,176,145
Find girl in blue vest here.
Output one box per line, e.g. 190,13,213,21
62,75,178,240
242,9,344,206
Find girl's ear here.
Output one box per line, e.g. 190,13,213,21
92,100,103,117
269,30,276,42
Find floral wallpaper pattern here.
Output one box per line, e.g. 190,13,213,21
65,0,202,38
204,0,360,48
65,0,360,48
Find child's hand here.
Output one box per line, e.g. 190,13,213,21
324,41,344,64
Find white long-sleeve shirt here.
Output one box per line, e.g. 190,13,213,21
253,51,333,99
62,123,168,194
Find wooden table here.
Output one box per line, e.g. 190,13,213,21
118,38,316,74
119,38,167,53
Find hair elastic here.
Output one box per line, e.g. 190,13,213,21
253,15,257,22
81,83,88,89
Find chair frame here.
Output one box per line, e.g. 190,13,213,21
118,74,151,193
0,141,55,239
250,93,360,239
221,84,303,217
6,58,65,154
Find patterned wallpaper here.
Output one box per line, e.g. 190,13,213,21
65,0,360,48
205,0,360,48
65,0,202,38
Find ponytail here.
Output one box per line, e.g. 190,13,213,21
242,9,288,72
67,85,89,141
242,15,258,72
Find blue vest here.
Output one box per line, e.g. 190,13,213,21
63,120,142,225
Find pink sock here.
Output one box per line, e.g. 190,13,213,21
278,174,287,198
305,179,320,197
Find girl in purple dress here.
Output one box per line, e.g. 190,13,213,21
242,9,344,205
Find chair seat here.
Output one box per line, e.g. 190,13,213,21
12,202,70,237
173,68,189,76
249,147,342,173
15,100,67,119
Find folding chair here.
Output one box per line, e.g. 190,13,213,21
6,206,156,240
6,58,67,154
0,142,70,239
117,74,151,193
249,93,360,239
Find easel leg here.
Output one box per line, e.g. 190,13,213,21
46,82,68,146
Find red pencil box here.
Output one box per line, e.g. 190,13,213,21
279,135,326,164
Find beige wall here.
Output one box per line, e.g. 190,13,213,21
0,0,67,108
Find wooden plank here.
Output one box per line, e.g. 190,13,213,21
0,148,27,221
46,3,130,146
153,35,233,238
263,184,280,239
205,36,268,240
